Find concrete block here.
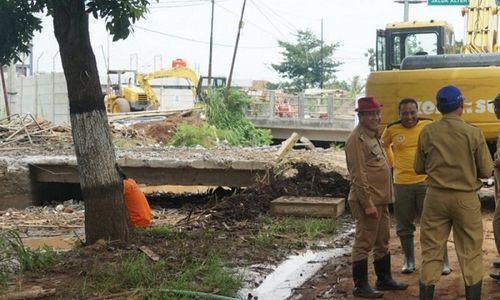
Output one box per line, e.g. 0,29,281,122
271,196,345,218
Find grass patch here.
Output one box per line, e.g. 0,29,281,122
0,230,58,291
207,89,272,147
0,230,57,274
113,137,141,148
137,225,181,239
170,89,272,148
256,217,337,250
166,250,243,295
169,122,219,148
80,250,243,298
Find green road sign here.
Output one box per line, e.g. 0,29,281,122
428,0,469,5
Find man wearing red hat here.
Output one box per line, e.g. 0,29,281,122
415,85,493,299
345,96,408,298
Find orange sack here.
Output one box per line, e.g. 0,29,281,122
123,178,151,228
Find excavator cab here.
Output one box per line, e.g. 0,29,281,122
196,76,227,102
375,21,455,71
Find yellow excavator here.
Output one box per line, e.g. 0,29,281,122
366,0,500,154
105,59,226,113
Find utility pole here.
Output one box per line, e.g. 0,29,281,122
320,19,324,90
208,0,214,88
394,0,426,22
225,0,247,101
0,65,11,119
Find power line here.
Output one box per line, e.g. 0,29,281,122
251,0,298,34
214,2,282,41
248,0,290,39
133,25,278,49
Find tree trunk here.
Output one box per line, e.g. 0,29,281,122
52,1,129,244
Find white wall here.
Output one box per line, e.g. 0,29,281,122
1,68,70,124
0,69,195,124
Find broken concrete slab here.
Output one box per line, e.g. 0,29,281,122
270,196,345,218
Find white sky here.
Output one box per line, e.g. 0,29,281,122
31,0,465,83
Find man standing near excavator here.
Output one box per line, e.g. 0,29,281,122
381,98,451,275
416,85,493,299
345,96,408,298
489,95,500,280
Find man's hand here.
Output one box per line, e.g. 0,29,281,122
365,206,379,218
494,159,500,169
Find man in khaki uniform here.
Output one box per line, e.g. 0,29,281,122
345,96,408,298
415,85,493,299
489,95,500,280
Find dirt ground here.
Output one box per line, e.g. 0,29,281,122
292,195,500,300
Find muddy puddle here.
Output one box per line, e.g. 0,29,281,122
22,236,77,251
238,226,354,300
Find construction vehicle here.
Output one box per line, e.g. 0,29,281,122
105,70,153,113
105,59,226,113
366,0,500,154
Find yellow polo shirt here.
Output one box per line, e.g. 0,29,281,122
381,119,432,184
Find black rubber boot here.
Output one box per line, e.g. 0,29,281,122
465,281,482,300
352,259,384,298
419,281,435,300
490,272,500,280
442,247,451,275
374,253,409,291
400,236,415,274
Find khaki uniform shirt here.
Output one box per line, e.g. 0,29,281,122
414,115,493,191
345,125,392,209
497,132,500,161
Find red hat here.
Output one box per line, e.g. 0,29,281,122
355,96,383,112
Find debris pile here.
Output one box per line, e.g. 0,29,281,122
178,162,350,225
0,200,84,235
0,114,72,150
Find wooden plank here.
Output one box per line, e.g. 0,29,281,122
276,132,300,161
270,196,345,218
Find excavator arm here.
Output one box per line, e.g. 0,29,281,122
462,0,500,53
135,67,200,108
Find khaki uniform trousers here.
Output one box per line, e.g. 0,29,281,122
394,182,426,238
494,169,500,255
420,187,483,286
350,202,390,262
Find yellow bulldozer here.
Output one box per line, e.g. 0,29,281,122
366,0,500,154
105,59,226,113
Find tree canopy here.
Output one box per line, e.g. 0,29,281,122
0,1,42,65
271,30,342,92
0,0,151,66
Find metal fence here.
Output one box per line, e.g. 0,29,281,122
246,91,356,121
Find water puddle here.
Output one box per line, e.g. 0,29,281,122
23,236,76,251
141,185,215,194
238,229,353,300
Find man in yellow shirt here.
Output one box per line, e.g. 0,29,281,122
381,98,450,275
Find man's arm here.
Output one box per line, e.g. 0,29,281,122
345,137,375,212
414,131,426,175
475,131,494,179
381,127,394,167
494,158,500,170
